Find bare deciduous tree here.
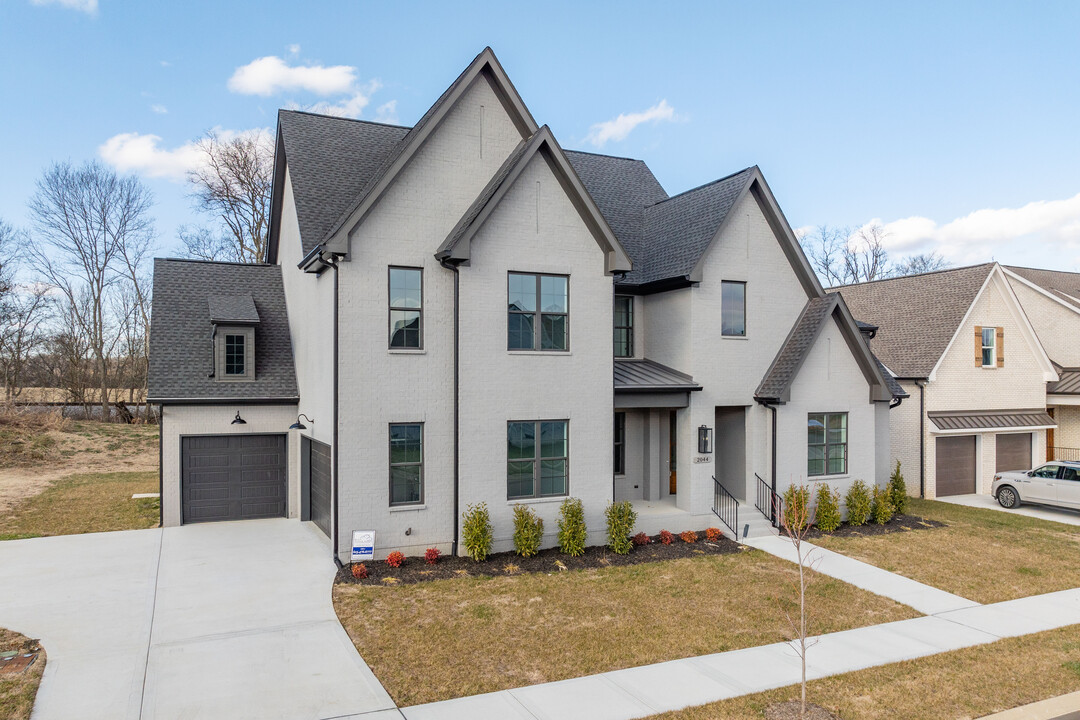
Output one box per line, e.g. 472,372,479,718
28,161,155,419
183,129,274,264
1,286,52,401
892,251,948,276
779,485,819,720
800,223,949,286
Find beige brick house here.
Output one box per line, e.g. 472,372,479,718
839,263,1058,499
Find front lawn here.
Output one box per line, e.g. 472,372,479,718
333,549,918,706
0,471,159,540
812,498,1080,604
0,629,45,720
645,625,1080,720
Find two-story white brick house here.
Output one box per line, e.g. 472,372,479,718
148,48,903,561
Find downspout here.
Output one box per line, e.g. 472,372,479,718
440,258,461,557
768,403,777,497
916,379,927,498
158,403,164,528
330,255,342,566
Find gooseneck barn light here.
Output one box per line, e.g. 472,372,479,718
289,414,314,430
231,411,247,425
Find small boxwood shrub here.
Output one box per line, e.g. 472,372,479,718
424,547,441,565
659,529,673,545
512,504,544,557
557,497,587,557
705,527,723,542
782,484,812,532
632,531,651,546
680,530,698,543
386,551,405,568
888,460,909,515
871,485,894,525
845,479,872,526
605,501,637,555
462,502,493,562
351,563,368,579
814,484,842,532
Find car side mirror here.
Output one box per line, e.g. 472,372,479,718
1027,471,1034,477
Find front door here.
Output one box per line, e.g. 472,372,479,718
669,411,677,495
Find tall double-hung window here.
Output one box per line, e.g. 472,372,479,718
508,273,568,351
808,412,847,476
614,295,633,357
389,267,422,349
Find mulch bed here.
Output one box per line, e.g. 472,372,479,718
801,513,946,541
335,529,742,586
764,700,843,719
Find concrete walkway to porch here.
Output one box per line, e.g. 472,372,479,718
743,534,979,615
402,587,1080,720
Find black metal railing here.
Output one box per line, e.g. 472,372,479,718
712,476,738,538
1049,446,1080,462
755,473,783,528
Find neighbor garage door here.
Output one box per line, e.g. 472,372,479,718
996,433,1032,472
182,435,287,523
935,435,977,497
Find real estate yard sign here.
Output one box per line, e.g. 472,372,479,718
351,531,375,563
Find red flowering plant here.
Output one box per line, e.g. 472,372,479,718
351,563,368,579
632,532,651,546
659,529,673,545
386,551,405,568
680,530,698,543
705,527,723,542
424,547,441,565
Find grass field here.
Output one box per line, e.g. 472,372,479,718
0,628,45,720
333,549,918,706
813,498,1080,604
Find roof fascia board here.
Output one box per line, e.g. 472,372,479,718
265,124,288,265
1047,394,1080,406
150,397,300,406
930,424,1056,435
1002,266,1080,317
324,50,539,254
615,277,694,295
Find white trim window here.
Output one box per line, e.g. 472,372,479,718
981,327,996,367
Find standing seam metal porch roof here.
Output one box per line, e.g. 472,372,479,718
927,409,1057,432
614,359,700,392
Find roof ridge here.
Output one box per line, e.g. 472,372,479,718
1005,263,1080,277
564,148,647,163
648,166,756,207
156,257,276,268
832,261,995,289
278,108,412,130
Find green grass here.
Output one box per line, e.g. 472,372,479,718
0,471,159,539
0,629,45,720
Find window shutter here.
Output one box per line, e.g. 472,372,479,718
996,327,1005,367
974,325,983,367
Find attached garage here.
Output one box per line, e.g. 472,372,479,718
302,437,332,536
996,433,1032,472
182,434,288,523
935,435,976,496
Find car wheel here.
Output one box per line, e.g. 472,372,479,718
997,486,1019,509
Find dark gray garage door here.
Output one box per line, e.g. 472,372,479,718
996,433,1032,472
182,435,287,523
936,435,976,497
304,438,332,537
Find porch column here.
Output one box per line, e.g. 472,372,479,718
642,409,663,501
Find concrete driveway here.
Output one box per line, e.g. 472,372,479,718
0,520,400,720
939,493,1080,526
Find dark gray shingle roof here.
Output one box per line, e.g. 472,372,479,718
835,264,996,378
756,296,836,401
1006,266,1080,310
207,294,259,324
614,358,700,391
149,259,298,403
278,110,408,255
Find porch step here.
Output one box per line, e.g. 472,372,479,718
738,510,779,541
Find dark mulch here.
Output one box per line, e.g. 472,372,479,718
764,700,843,720
335,530,742,586
800,513,946,541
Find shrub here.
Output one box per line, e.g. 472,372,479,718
814,484,842,532
871,485,894,525
424,547,441,566
512,504,544,558
605,501,637,555
680,530,698,543
386,551,405,568
782,484,812,532
704,527,723,542
350,563,368,579
888,460,909,515
659,529,673,545
557,497,588,557
845,479,872,526
632,531,651,546
461,502,493,562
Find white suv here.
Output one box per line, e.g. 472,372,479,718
992,461,1080,510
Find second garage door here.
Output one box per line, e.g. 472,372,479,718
936,435,976,496
996,433,1032,472
306,438,332,537
182,434,287,523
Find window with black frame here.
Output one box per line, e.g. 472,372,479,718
508,272,568,351
508,420,568,498
614,295,633,357
808,412,847,476
389,267,422,349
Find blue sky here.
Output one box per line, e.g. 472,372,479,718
3,0,1080,269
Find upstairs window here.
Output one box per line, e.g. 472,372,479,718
389,267,423,349
721,281,746,337
808,412,847,476
508,273,568,351
215,326,255,381
976,325,1003,368
614,295,634,357
224,334,245,375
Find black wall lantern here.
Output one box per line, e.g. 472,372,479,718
231,411,247,425
698,425,713,454
289,414,314,430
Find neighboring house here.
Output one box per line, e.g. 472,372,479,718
1003,266,1080,459
839,263,1058,499
148,48,902,561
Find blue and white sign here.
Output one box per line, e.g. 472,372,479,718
351,530,375,563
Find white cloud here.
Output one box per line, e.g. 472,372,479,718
287,44,301,56
30,0,97,14
585,100,676,147
374,100,398,124
857,192,1080,265
228,55,356,96
98,127,272,181
150,104,167,115
159,60,171,68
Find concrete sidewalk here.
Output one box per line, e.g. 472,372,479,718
743,534,979,615
977,690,1080,719
940,493,1080,527
403,588,1080,720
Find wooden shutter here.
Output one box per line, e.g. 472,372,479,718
996,327,1005,367
974,325,983,366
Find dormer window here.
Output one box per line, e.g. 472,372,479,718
209,294,259,382
225,334,246,375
